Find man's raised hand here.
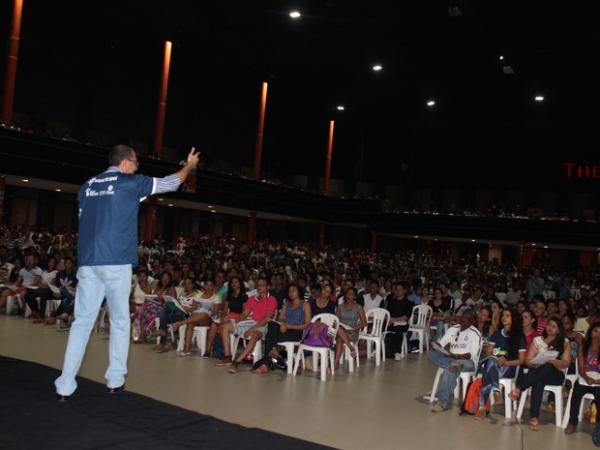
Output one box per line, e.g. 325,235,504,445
187,147,201,167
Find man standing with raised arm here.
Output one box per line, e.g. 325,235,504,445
55,145,200,400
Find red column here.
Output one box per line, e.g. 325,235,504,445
153,40,172,157
370,230,378,253
248,81,268,244
319,120,335,246
0,175,6,225
144,197,157,242
1,0,24,125
322,120,335,194
253,82,268,178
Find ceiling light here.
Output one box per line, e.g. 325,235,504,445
426,100,435,107
55,188,61,192
534,95,544,102
289,11,301,19
372,64,383,72
168,203,173,207
531,243,537,246
543,245,548,249
21,179,29,182
207,205,213,208
158,198,164,201
499,55,504,60
471,239,476,242
414,235,419,238
336,105,345,111
210,210,216,213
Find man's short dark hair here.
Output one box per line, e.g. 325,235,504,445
108,144,134,166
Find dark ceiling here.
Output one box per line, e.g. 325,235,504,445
1,0,600,187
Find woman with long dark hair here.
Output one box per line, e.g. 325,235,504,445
203,275,247,358
565,322,600,435
478,308,526,418
510,317,571,430
134,271,176,344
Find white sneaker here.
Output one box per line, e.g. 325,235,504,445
394,353,403,361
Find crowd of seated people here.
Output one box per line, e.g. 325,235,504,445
2,225,600,438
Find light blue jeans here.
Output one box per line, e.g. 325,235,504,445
55,264,132,396
427,350,475,407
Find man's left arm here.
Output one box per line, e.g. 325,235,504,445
138,147,200,198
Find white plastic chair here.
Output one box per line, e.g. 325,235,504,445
562,384,594,428
293,313,339,381
561,358,592,428
46,299,62,318
278,341,301,374
357,308,390,366
342,343,360,373
516,372,566,426
154,317,176,345
5,294,22,315
426,367,476,404
230,333,263,364
488,377,517,418
402,304,433,355
174,324,210,354
192,326,210,355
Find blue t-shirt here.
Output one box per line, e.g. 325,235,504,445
77,169,154,266
488,329,526,360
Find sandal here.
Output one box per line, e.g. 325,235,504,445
528,418,540,431
509,388,521,401
177,351,191,357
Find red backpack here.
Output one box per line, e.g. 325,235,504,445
460,378,491,416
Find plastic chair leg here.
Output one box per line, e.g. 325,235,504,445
177,325,187,352
554,389,563,427
429,368,443,404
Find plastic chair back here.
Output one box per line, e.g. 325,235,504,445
409,304,432,329
364,308,390,337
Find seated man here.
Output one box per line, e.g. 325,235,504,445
427,309,482,412
18,254,43,316
216,277,277,373
45,257,78,326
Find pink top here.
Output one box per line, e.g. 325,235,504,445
244,294,277,323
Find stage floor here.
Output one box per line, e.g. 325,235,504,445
0,316,591,450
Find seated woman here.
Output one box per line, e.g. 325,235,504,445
476,306,493,342
478,308,526,419
563,313,583,376
154,277,199,353
565,322,600,435
134,271,175,343
521,309,538,349
173,279,222,356
204,275,247,358
510,317,571,430
264,283,311,360
334,287,367,369
309,284,337,316
489,300,502,335
130,268,153,314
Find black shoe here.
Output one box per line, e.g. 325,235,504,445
56,394,71,402
202,352,211,359
107,385,125,394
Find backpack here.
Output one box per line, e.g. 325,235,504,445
460,378,490,416
593,422,600,447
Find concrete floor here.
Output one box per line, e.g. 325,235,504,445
0,315,593,450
